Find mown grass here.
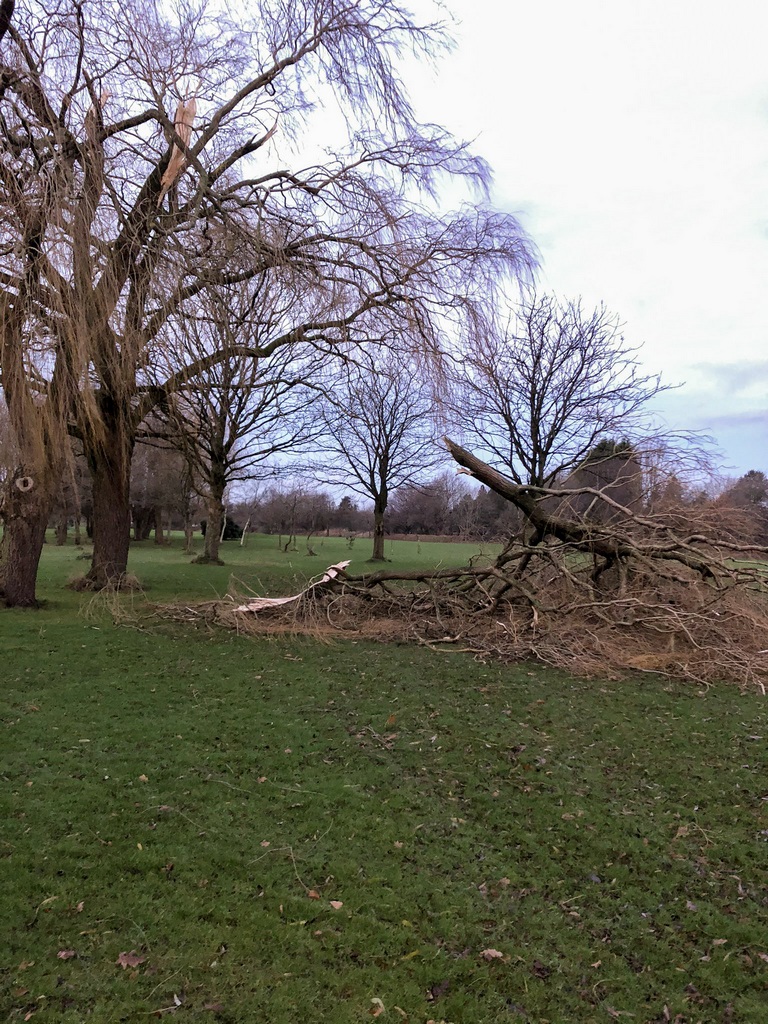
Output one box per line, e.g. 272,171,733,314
3,533,768,1022
38,531,500,607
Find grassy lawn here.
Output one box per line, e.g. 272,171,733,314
35,532,501,607
3,534,768,1022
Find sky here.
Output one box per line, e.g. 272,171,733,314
411,0,768,478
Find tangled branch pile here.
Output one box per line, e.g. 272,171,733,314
161,441,768,690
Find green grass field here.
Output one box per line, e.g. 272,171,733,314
3,534,768,1022
35,531,501,606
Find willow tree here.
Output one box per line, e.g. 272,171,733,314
0,0,534,599
0,124,77,604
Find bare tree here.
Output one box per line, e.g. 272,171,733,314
160,282,322,565
0,321,71,604
715,470,768,545
254,482,333,553
0,0,533,601
448,294,668,489
387,471,473,536
316,349,444,560
130,435,190,543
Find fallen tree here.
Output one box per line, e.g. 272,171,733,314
158,440,768,690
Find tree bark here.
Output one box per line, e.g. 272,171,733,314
0,292,67,605
0,469,58,607
197,486,225,564
370,499,387,561
132,506,154,541
85,425,134,588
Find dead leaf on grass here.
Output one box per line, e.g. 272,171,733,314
329,900,344,910
307,889,321,900
428,979,450,1000
57,950,76,960
204,1003,224,1012
480,948,504,961
116,950,146,969
370,997,385,1017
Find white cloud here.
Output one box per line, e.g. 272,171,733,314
411,0,768,472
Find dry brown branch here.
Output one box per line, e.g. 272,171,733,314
154,441,768,691
154,551,768,690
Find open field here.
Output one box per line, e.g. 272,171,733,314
3,535,768,1022
36,532,502,607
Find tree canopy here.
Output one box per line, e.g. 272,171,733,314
0,0,533,603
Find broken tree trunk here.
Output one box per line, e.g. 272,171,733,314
444,438,722,582
157,441,768,689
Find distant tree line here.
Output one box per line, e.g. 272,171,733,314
33,426,768,553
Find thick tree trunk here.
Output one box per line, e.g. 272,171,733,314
203,500,223,562
196,487,225,564
0,298,67,606
370,501,387,561
182,503,195,554
132,506,154,541
444,438,717,579
0,469,58,607
73,517,82,546
85,428,134,588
